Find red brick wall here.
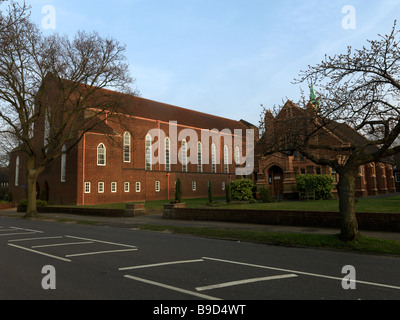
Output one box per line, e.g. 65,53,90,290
8,80,250,206
76,118,240,205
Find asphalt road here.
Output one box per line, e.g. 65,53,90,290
1,216,400,304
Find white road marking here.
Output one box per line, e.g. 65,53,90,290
0,227,43,237
66,248,138,257
11,227,43,233
124,275,222,301
203,257,400,291
32,241,93,249
66,235,137,249
0,232,38,237
119,259,204,271
8,243,71,262
9,236,64,243
196,274,298,292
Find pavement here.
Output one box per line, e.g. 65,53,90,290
1,207,400,242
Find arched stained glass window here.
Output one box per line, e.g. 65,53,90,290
97,143,106,166
182,140,187,172
145,135,152,171
124,132,131,163
165,137,171,172
211,143,217,173
61,145,67,182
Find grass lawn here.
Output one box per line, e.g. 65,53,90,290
223,196,400,213
138,225,400,256
44,195,400,256
53,195,400,213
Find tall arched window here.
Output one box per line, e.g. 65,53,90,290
61,145,67,182
165,137,171,172
44,113,50,146
182,140,187,172
124,132,131,163
15,156,20,186
145,135,152,171
97,143,106,166
197,142,203,173
224,145,229,174
235,146,240,165
211,143,217,173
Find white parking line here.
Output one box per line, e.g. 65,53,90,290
66,236,137,249
196,274,298,292
8,243,71,262
66,248,138,258
32,241,93,249
0,227,43,237
203,257,400,291
119,259,204,271
9,236,64,243
124,275,222,301
0,232,38,237
12,227,43,233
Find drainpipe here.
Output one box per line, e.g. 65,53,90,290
82,133,86,206
166,173,170,201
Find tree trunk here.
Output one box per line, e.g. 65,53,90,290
24,156,44,219
337,169,360,241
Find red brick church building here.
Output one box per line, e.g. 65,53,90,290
255,100,397,199
9,85,253,206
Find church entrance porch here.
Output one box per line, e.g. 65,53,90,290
268,165,284,198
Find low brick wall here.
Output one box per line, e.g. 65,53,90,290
37,206,126,217
0,203,17,210
18,203,147,218
163,208,400,232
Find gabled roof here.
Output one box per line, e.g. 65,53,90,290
85,85,249,133
127,96,249,132
258,99,395,164
52,76,250,134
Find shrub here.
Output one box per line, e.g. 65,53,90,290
175,178,183,203
231,179,255,201
225,183,232,203
296,174,334,200
18,199,48,207
208,182,214,204
259,186,273,203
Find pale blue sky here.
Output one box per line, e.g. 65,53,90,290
11,0,400,126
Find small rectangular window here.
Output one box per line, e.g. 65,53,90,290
136,182,141,193
85,182,91,194
98,182,104,193
111,182,117,193
155,181,160,192
124,182,130,193
222,181,225,191
192,181,196,191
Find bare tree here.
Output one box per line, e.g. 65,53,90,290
0,2,136,217
260,21,400,241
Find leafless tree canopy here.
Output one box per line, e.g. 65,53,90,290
0,1,136,216
259,21,400,241
293,21,400,166
0,1,136,161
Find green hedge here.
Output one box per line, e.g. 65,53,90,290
231,179,255,201
296,174,334,200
